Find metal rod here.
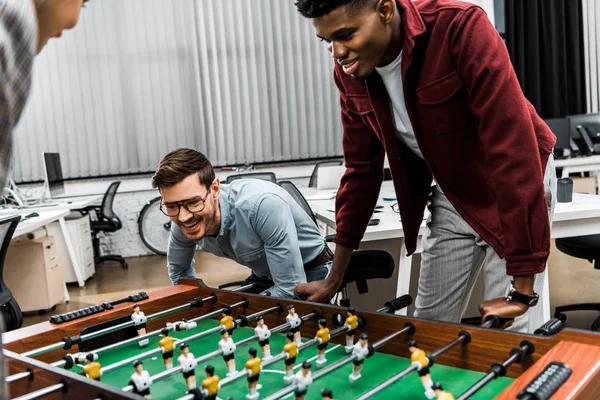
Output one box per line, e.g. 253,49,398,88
263,324,413,400
429,334,467,360
20,293,218,358
5,371,31,384
456,344,529,400
120,306,283,390
13,383,65,400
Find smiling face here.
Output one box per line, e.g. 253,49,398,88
159,173,221,241
34,0,86,54
312,0,401,79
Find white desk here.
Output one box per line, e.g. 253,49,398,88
0,198,100,288
2,210,72,302
555,155,600,193
307,183,600,324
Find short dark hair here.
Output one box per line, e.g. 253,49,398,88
161,328,169,336
318,318,327,327
321,388,333,397
295,0,377,19
302,361,312,369
359,332,368,340
248,347,257,357
348,307,355,315
205,365,215,375
86,353,95,362
133,360,142,368
407,340,417,347
432,382,443,390
180,343,189,350
152,148,215,190
286,332,295,340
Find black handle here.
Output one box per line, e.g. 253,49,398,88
534,318,564,336
384,294,413,313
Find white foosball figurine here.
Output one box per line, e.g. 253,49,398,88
167,319,198,332
177,343,198,390
349,333,370,383
132,304,149,347
254,315,272,359
292,361,313,400
130,360,152,398
286,305,303,345
218,329,238,376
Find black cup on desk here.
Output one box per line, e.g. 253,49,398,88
557,178,573,203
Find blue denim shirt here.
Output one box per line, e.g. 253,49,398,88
167,180,326,297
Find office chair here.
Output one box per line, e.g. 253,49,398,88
84,181,128,269
554,234,600,331
0,215,24,331
219,180,395,304
225,172,277,184
308,160,343,188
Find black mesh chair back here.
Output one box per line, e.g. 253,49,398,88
0,215,23,331
226,172,276,184
99,181,122,231
278,180,317,225
309,160,343,188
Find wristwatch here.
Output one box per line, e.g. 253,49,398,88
506,281,539,307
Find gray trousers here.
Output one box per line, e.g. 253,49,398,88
414,155,557,333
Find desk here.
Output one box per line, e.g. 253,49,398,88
306,183,600,326
0,198,100,288
555,155,600,193
3,210,72,303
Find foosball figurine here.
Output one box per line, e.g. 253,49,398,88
168,318,198,332
132,304,149,347
314,318,330,366
286,305,303,345
408,340,435,399
63,352,95,369
158,328,175,369
200,365,220,400
130,360,152,399
218,328,238,376
244,347,262,400
344,308,359,353
349,333,370,383
321,388,334,400
292,361,313,400
177,343,198,390
254,315,272,359
432,382,456,400
82,353,102,381
282,331,298,383
220,307,236,336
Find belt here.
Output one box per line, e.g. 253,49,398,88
304,244,333,269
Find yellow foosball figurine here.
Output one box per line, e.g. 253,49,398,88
220,307,236,336
158,328,175,369
408,340,436,399
245,347,261,400
315,318,330,366
200,365,220,400
432,382,456,400
82,353,101,381
344,308,359,353
282,332,298,383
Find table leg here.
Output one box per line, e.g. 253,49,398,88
395,239,413,316
63,282,70,303
58,217,85,287
541,268,551,323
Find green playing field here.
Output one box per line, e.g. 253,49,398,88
70,318,513,399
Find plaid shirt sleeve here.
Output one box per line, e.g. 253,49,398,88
0,0,37,189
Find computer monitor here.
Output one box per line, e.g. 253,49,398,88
544,118,570,156
43,153,65,198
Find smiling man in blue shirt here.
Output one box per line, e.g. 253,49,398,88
152,148,332,299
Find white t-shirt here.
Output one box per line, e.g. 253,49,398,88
219,338,237,355
286,313,301,328
254,325,271,341
293,370,313,391
130,370,152,392
352,342,369,361
178,353,198,372
375,51,423,158
131,312,147,326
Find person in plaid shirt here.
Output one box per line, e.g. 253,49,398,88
0,0,87,189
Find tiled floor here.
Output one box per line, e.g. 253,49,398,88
21,242,599,332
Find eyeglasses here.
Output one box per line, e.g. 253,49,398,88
160,190,211,217
390,203,399,214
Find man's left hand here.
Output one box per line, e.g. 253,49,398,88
479,274,535,328
479,298,529,328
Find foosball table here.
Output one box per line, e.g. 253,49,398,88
2,279,600,399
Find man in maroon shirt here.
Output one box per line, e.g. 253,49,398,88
294,0,557,332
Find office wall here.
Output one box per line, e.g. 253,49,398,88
12,0,342,183
582,0,600,112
